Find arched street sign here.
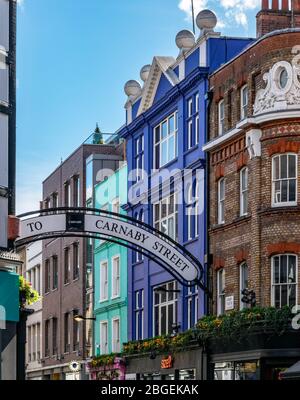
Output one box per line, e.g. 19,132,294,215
15,208,205,288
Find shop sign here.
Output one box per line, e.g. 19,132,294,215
161,355,173,369
225,296,234,311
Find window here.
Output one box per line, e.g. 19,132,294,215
52,192,58,209
100,321,108,355
133,209,144,263
64,313,70,353
100,261,108,301
240,167,248,216
52,318,58,355
187,94,200,149
73,176,80,207
112,318,120,353
134,289,144,340
272,154,297,206
73,310,80,351
272,255,297,309
112,198,120,214
112,256,120,298
240,263,249,310
187,286,199,329
154,112,178,168
45,320,50,357
240,85,248,120
36,323,41,361
52,256,58,290
135,135,144,181
45,259,50,293
73,243,79,280
186,180,200,241
64,248,70,284
153,281,178,336
217,269,225,315
218,100,225,136
218,178,225,224
64,181,71,207
154,194,178,240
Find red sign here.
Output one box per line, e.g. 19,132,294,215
161,356,173,369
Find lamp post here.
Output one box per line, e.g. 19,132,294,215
74,315,96,322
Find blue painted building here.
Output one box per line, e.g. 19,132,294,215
119,11,254,342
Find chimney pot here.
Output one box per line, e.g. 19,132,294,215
272,0,279,9
262,0,269,9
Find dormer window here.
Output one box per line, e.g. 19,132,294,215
218,100,225,136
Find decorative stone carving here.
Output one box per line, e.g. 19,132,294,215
253,60,300,115
246,129,262,159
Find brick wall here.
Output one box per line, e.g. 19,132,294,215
207,31,300,314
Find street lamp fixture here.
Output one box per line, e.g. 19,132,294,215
74,315,96,322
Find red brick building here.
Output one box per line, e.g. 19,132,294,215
203,0,300,379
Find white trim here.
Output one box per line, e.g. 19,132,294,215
217,269,225,316
111,317,121,354
100,320,109,355
271,254,298,308
218,178,225,225
239,262,249,310
111,254,121,300
240,84,248,121
99,260,108,302
240,167,248,217
218,100,225,136
202,109,300,152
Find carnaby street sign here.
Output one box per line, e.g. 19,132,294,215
15,208,204,286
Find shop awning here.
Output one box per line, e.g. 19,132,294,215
281,361,300,380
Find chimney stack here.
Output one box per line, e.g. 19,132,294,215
257,0,300,37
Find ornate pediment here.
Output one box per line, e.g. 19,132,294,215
254,60,300,116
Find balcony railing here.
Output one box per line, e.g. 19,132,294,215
83,132,123,146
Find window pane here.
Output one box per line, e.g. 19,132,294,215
273,157,280,180
169,115,175,133
289,180,296,202
273,257,280,284
289,285,296,308
161,306,166,334
168,304,174,334
168,135,175,161
281,180,288,202
288,256,296,283
161,141,168,166
281,285,288,307
280,155,287,179
280,255,287,283
155,127,160,143
274,285,281,308
162,121,168,139
288,155,296,178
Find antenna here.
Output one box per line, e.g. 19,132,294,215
191,0,196,34
291,0,295,28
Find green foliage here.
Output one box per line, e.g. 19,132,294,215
19,276,40,307
88,354,119,369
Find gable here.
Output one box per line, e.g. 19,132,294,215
153,74,173,104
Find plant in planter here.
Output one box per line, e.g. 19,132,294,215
19,276,40,309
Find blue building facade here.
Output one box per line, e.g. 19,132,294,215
119,18,254,342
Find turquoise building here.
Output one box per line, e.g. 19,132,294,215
94,164,128,355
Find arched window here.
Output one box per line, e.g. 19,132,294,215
271,254,297,309
239,262,249,310
218,178,225,225
272,154,297,207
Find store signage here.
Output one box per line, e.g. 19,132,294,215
17,212,201,283
225,296,234,311
161,356,173,369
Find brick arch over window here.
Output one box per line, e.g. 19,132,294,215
213,257,225,271
267,242,300,258
267,140,300,157
235,249,249,265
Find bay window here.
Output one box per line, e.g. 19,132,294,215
272,154,297,206
154,112,178,168
271,254,297,309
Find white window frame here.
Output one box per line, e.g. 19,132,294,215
112,197,120,215
135,135,145,181
240,85,248,120
271,254,298,309
240,167,248,217
187,286,199,329
100,321,108,355
135,290,144,340
217,269,225,316
154,111,178,169
272,153,297,207
111,255,120,299
153,281,178,337
218,178,225,225
100,260,108,302
154,193,178,240
112,317,121,353
239,262,249,310
187,184,193,241
218,100,225,136
188,119,193,150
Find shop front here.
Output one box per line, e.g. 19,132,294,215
125,343,206,381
